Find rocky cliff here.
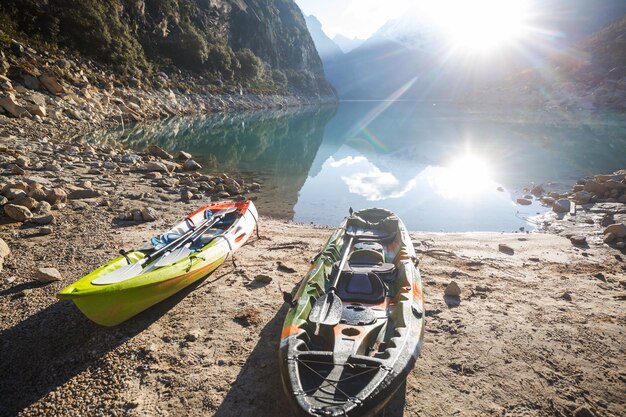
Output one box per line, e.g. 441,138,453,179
0,0,334,98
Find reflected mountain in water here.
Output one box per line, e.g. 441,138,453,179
85,106,337,219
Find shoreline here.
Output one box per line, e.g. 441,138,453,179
0,106,625,416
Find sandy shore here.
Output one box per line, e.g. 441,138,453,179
1,205,625,416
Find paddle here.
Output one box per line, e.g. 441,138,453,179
92,208,236,285
308,226,356,326
150,208,237,268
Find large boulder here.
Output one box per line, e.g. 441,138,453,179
4,204,33,222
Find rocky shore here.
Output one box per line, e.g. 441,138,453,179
515,170,626,251
0,38,334,129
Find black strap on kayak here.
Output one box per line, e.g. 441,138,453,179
119,249,131,265
212,234,237,268
248,208,260,239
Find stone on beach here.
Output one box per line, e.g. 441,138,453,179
141,207,160,222
4,204,33,222
516,198,532,206
603,223,626,238
68,188,101,199
147,144,173,160
0,238,10,259
177,151,192,161
552,199,571,213
498,243,514,255
183,159,202,171
141,161,170,173
570,235,587,246
46,188,68,204
444,281,461,297
35,267,62,283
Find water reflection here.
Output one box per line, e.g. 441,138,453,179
85,101,626,231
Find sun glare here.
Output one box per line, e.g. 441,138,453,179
422,153,497,200
417,0,531,53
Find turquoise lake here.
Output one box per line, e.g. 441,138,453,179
90,101,626,231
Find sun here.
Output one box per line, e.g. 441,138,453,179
417,0,532,53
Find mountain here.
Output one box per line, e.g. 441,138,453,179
0,0,335,98
325,0,626,100
470,14,626,110
332,35,364,54
304,15,344,63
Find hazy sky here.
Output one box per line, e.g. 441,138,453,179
295,0,411,39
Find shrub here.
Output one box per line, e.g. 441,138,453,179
235,48,264,80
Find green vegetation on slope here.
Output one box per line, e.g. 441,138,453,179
0,0,334,97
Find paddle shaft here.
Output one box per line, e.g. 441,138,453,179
328,233,355,292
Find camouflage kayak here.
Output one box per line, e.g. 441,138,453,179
279,208,425,416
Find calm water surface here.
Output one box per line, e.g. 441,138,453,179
88,102,626,231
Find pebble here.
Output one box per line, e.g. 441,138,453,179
180,190,193,202
177,151,192,161
498,243,514,255
254,274,273,284
35,267,62,283
140,207,160,222
39,226,53,235
185,329,201,342
45,188,68,204
444,281,461,297
516,198,532,206
569,235,587,246
32,214,55,225
68,188,100,199
561,292,572,301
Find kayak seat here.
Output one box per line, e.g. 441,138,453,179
336,271,385,304
349,249,384,265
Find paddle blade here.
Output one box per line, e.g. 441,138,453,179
91,262,144,285
153,244,193,268
309,292,342,326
